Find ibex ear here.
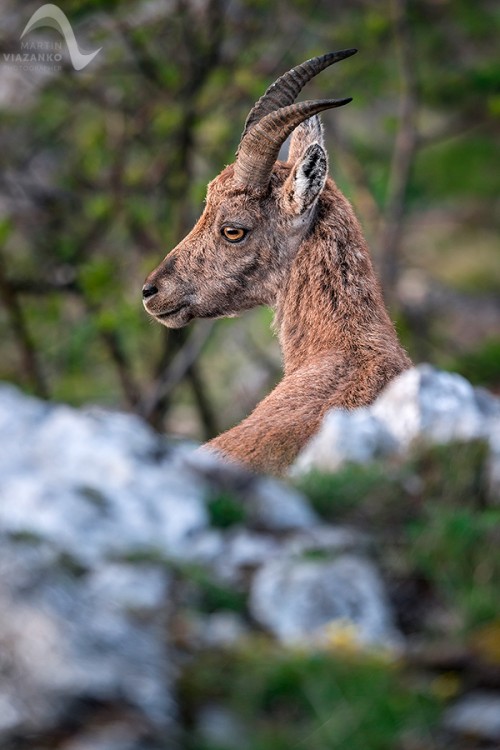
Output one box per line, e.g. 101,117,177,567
282,141,328,215
288,114,325,164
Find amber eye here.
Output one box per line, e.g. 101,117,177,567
222,226,246,242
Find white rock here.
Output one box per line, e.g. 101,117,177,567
249,477,318,529
0,384,207,743
0,387,208,566
250,554,402,650
0,550,174,737
292,365,500,491
199,612,249,647
292,407,396,475
213,529,280,583
444,691,500,741
487,416,500,500
372,364,489,446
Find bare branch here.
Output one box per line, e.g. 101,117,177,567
378,0,420,305
99,327,142,409
0,251,48,398
10,276,79,295
186,361,219,440
139,321,215,422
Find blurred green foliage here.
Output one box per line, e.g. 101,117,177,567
180,644,442,750
175,562,248,614
207,491,248,529
0,0,498,437
173,442,500,746
408,504,500,628
298,440,499,637
446,338,500,387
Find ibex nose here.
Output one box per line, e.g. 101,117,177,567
142,283,158,300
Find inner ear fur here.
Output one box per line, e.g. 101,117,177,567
287,115,325,164
283,141,328,215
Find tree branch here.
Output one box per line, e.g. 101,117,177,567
378,0,420,306
186,361,219,440
139,321,215,423
0,251,48,398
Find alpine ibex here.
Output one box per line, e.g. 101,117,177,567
143,50,411,474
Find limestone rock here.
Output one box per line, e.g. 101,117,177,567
292,365,500,497
250,554,402,650
443,691,500,742
187,448,318,530
292,407,397,476
0,384,195,746
371,364,496,446
0,384,208,565
0,383,339,746
0,545,175,746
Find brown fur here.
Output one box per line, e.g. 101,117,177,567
143,121,411,474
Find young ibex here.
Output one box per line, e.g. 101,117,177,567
143,50,411,474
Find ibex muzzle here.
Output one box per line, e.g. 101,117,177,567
142,49,356,328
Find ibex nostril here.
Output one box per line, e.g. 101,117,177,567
142,283,158,300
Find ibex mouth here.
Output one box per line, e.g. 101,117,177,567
156,303,188,319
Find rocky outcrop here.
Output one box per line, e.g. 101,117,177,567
250,553,402,650
0,382,397,748
0,365,499,748
443,692,500,743
293,364,500,500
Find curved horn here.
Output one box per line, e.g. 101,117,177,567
240,48,357,141
234,98,352,190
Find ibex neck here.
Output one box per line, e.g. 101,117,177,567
275,183,402,375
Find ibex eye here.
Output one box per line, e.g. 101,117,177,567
222,226,246,242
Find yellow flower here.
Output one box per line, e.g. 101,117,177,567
322,619,361,652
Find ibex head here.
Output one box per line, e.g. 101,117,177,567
142,49,356,328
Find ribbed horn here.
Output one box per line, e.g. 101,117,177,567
234,98,352,190
240,48,357,141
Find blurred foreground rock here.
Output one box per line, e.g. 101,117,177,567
293,364,500,499
250,554,402,650
0,382,397,748
0,365,499,747
0,385,191,748
443,691,500,743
